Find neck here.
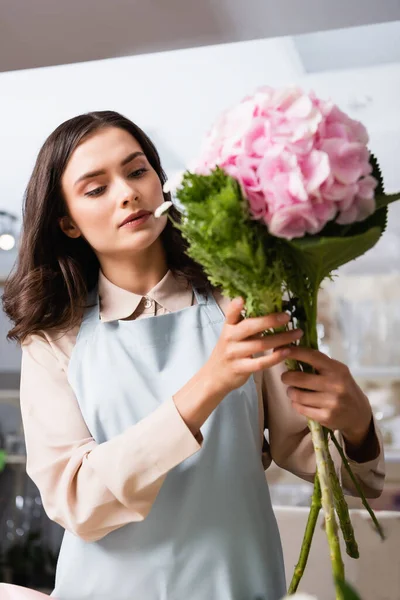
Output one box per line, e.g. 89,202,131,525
99,239,169,296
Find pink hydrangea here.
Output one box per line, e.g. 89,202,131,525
193,87,377,239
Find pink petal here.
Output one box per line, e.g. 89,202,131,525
357,175,378,200
322,181,358,210
321,139,370,184
268,203,321,239
301,150,331,193
354,195,376,221
336,206,359,225
285,94,314,119
288,172,308,202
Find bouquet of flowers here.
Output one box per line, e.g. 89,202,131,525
159,86,400,598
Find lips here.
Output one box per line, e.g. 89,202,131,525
119,210,152,227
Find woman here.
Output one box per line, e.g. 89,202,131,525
2,111,384,600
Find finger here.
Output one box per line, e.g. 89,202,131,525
284,347,336,374
292,402,331,426
224,297,245,325
240,347,291,373
234,329,303,358
233,312,290,340
238,328,303,353
287,387,334,409
252,329,303,354
281,371,330,393
269,329,304,348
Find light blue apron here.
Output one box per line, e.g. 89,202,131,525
52,285,286,600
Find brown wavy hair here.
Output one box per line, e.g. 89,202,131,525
2,111,212,343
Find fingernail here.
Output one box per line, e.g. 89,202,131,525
281,348,291,357
294,329,303,338
277,313,290,323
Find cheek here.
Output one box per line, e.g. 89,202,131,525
72,202,114,248
154,213,168,238
149,177,165,204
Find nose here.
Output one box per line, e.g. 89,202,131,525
118,179,139,207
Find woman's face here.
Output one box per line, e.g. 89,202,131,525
60,126,167,261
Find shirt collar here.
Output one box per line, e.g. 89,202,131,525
98,269,194,322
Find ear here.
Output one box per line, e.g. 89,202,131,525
59,216,82,239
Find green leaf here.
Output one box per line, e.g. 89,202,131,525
335,578,363,600
374,191,400,212
370,152,384,195
369,153,400,210
287,226,383,288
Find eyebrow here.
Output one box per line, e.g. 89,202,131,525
74,151,145,187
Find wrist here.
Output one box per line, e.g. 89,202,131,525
342,415,379,462
342,399,373,447
201,363,229,401
342,419,372,448
173,365,225,436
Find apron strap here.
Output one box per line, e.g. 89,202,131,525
193,286,225,321
193,286,208,305
75,287,101,343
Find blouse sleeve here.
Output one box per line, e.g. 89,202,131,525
262,362,385,498
20,334,202,542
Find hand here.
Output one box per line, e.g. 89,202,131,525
206,297,303,398
281,347,373,448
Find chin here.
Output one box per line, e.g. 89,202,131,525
120,233,162,254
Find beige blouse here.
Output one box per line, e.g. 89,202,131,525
20,269,385,542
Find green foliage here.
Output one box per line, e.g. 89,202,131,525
173,169,286,317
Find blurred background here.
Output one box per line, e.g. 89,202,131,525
1,1,400,598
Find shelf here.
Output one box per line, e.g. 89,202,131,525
351,367,400,382
0,389,20,406
385,448,400,463
4,454,26,465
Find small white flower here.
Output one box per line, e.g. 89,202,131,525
163,170,186,194
154,201,173,219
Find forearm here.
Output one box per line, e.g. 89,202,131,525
26,397,202,542
173,364,226,437
27,439,158,543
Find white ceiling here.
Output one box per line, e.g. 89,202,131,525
1,0,400,73
293,21,400,73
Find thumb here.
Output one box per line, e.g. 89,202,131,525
224,297,245,325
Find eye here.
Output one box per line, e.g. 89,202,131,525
128,168,148,178
85,186,106,198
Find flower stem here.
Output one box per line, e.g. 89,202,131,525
291,296,345,598
288,474,322,594
324,431,359,558
329,431,385,541
308,417,345,596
